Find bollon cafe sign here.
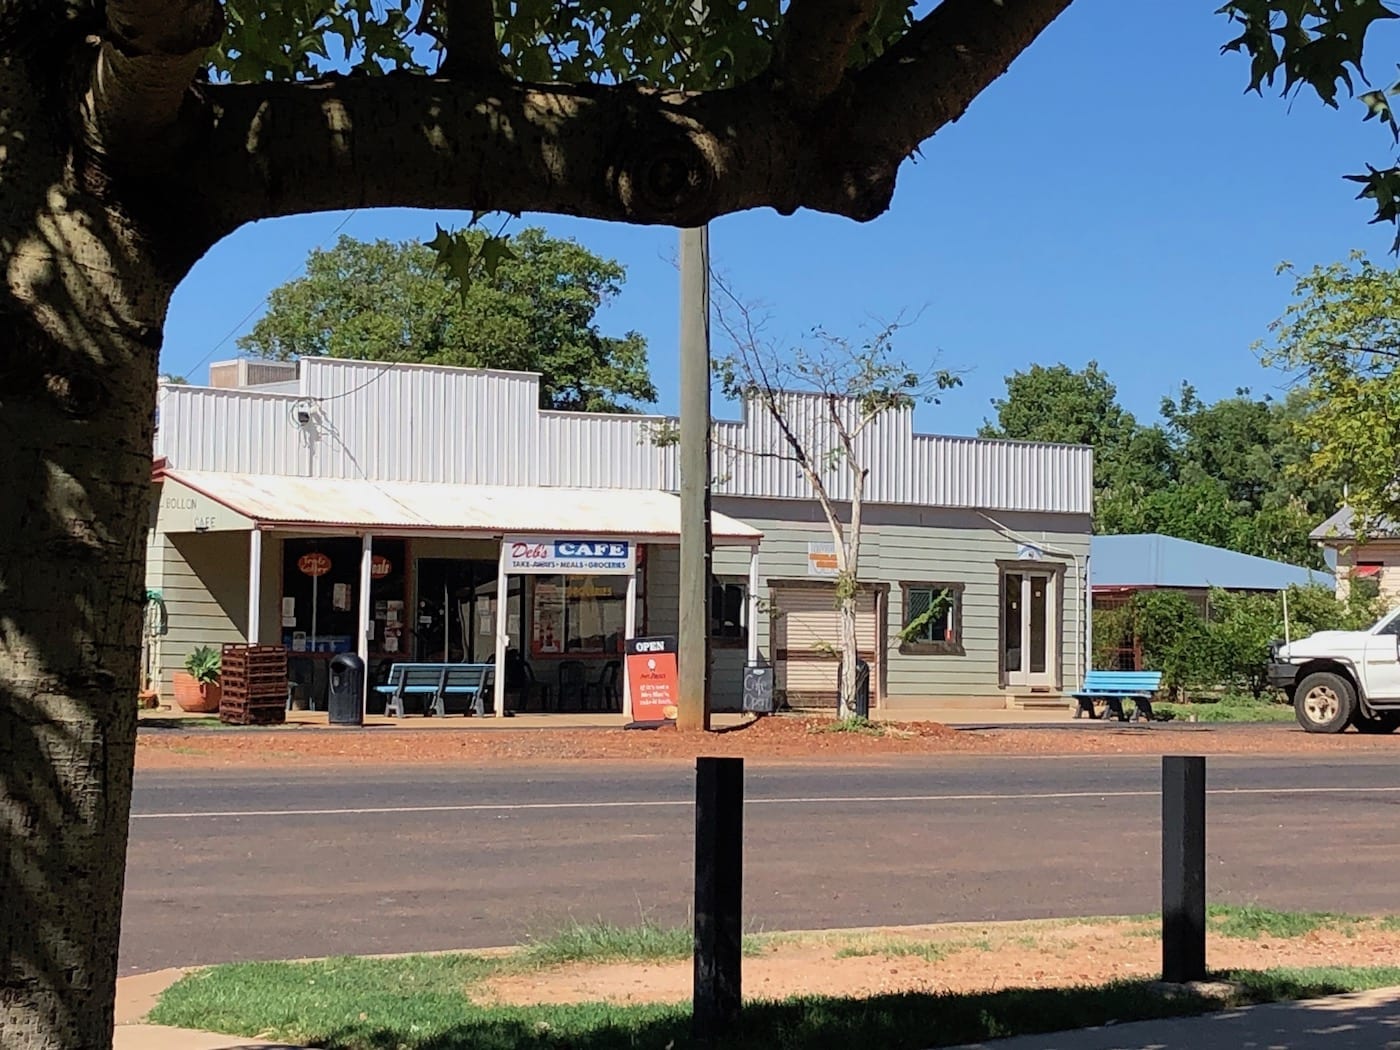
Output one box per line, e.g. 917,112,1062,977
502,537,636,575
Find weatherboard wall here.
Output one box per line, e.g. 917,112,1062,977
709,501,1092,705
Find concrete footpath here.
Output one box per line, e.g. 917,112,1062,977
115,967,1400,1049
950,986,1400,1049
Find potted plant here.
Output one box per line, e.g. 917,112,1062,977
173,646,222,713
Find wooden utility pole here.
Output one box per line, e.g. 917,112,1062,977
677,225,713,732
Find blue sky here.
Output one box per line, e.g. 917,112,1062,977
164,0,1400,436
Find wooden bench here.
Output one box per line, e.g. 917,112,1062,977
376,663,494,718
1072,670,1163,722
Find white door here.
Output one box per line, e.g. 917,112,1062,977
1362,627,1400,701
1003,570,1058,690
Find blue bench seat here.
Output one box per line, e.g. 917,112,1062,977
375,663,495,718
1072,670,1163,722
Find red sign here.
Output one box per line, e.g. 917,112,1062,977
625,636,680,724
371,555,392,578
298,552,332,577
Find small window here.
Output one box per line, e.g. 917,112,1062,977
1354,563,1383,602
900,583,965,655
710,580,747,643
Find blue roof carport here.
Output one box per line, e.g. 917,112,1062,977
1091,534,1333,592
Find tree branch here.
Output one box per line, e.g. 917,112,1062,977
442,0,500,76
849,0,1074,163
88,0,223,167
771,0,882,107
190,0,1073,247
196,75,849,236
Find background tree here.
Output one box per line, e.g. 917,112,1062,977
239,230,655,412
983,365,1338,567
1,2,1389,1047
711,293,957,719
1259,252,1400,541
979,361,1149,491
1095,584,1382,700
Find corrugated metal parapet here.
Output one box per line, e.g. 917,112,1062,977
156,357,1093,516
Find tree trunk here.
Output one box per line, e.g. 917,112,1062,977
1,50,174,1050
0,316,157,1049
837,593,860,720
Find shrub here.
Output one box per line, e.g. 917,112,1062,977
1092,583,1385,699
183,645,221,684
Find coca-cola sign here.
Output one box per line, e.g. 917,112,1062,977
298,552,332,577
502,536,635,575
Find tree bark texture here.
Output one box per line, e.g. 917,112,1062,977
1,16,186,1049
0,0,1075,1045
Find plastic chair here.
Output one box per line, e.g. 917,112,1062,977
557,661,586,711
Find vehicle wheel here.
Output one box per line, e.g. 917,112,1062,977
1293,672,1356,734
1355,712,1400,734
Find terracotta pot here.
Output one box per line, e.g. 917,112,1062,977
173,671,222,713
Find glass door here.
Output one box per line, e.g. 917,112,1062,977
1003,570,1057,689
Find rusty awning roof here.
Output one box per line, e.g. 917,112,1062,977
155,469,762,543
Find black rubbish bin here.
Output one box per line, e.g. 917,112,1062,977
328,653,365,726
837,658,871,719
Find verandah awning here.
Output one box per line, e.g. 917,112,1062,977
154,469,762,544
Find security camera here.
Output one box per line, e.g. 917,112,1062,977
295,407,312,426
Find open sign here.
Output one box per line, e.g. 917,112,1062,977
298,552,332,577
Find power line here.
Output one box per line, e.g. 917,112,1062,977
180,210,359,380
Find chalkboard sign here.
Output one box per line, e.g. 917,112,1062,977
742,662,774,714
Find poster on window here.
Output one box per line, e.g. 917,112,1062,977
532,582,564,655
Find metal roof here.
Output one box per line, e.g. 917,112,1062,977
155,358,1093,516
1091,533,1333,591
1310,505,1399,542
161,470,762,543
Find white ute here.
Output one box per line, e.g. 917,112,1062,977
1268,607,1400,734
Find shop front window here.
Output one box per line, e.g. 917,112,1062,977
531,574,629,655
281,537,363,653
280,538,407,655
711,579,748,643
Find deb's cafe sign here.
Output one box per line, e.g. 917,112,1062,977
503,536,635,575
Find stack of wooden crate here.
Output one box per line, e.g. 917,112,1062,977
219,643,289,725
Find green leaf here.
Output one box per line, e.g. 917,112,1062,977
237,229,657,413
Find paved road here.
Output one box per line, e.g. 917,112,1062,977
121,755,1400,972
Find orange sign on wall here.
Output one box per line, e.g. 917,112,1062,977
625,636,679,726
298,552,332,577
371,554,393,578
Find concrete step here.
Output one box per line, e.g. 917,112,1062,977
1009,693,1072,711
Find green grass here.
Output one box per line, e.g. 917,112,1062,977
807,716,905,737
833,937,951,963
517,921,764,968
1208,905,1355,939
1155,696,1295,723
148,956,1400,1050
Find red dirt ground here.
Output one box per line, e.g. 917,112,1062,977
133,713,1400,769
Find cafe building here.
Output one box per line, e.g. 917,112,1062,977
147,357,1093,714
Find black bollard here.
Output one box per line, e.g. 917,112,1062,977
694,756,743,1043
1162,755,1207,983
